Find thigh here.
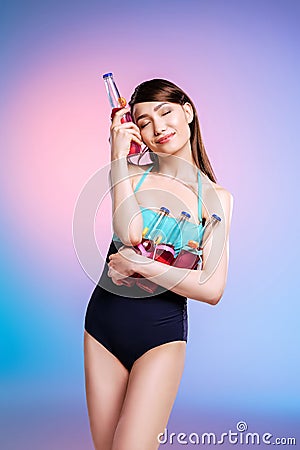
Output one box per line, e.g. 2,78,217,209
84,330,129,450
112,341,186,450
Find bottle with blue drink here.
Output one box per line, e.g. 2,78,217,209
120,206,170,287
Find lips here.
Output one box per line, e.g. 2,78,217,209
156,132,175,144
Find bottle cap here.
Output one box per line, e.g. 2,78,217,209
102,72,113,78
142,227,149,237
212,213,221,222
160,206,170,214
118,97,127,107
187,240,199,249
181,211,191,219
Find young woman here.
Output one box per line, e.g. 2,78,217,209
84,78,234,450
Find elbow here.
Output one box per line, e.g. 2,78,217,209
196,281,224,306
128,234,143,247
113,224,142,247
208,295,221,306
208,286,225,306
115,231,142,247
113,210,143,247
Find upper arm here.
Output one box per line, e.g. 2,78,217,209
108,169,112,198
198,188,234,304
108,165,142,197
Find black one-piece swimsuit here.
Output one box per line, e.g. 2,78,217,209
84,239,188,372
84,165,204,372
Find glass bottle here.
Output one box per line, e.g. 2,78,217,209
172,240,202,269
103,72,142,159
136,206,170,258
153,211,191,265
120,207,170,287
197,213,221,269
200,214,221,247
136,211,191,293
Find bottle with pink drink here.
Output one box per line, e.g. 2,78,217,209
119,206,170,287
103,72,144,161
172,214,221,270
172,240,202,269
136,207,170,258
153,211,191,265
136,211,191,293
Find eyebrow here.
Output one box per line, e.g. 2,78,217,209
135,102,169,123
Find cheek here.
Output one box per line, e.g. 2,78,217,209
140,129,152,142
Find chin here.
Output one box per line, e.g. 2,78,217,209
153,150,177,158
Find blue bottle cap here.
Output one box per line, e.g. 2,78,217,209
212,213,221,221
102,72,113,78
160,206,170,214
181,211,191,218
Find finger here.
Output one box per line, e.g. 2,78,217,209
110,126,143,144
130,136,143,146
113,106,130,117
110,130,143,147
111,121,141,134
111,107,131,125
122,128,143,145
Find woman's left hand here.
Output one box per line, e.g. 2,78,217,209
107,246,139,285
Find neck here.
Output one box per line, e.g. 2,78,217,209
157,143,198,181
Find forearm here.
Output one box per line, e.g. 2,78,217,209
132,254,220,305
110,157,143,246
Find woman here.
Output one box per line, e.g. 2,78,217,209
84,78,234,450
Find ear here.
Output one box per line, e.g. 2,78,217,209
182,102,194,124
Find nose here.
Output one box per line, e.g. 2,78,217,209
153,118,167,136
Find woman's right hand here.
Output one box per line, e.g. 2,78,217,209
110,107,143,161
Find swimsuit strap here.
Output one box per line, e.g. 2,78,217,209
198,170,203,225
134,165,154,193
134,165,203,224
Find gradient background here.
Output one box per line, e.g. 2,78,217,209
1,0,299,448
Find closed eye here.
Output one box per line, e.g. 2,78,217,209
140,110,172,129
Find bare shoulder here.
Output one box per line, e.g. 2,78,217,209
214,185,234,205
215,187,234,226
201,173,234,225
202,172,234,202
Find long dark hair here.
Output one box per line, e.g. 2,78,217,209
129,78,217,183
